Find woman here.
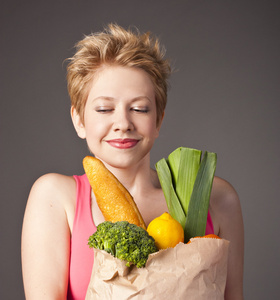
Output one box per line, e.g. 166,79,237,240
22,24,244,300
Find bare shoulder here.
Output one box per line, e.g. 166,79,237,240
211,176,240,211
29,173,76,204
212,176,238,199
26,173,77,230
210,176,243,237
30,173,75,196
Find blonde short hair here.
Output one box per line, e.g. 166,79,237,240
66,24,171,125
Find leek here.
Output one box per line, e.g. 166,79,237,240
170,147,202,215
155,147,217,242
155,158,186,228
184,151,217,241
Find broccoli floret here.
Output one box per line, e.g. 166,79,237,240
88,221,158,268
88,221,115,251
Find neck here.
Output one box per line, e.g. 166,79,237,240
100,154,155,195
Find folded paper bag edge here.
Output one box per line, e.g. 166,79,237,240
86,238,230,300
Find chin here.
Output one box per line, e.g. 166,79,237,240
105,158,137,169
99,153,148,170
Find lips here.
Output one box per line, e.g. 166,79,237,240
106,139,139,149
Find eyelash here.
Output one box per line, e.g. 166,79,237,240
95,107,149,114
95,108,113,113
131,108,149,113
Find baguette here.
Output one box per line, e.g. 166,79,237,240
83,156,146,229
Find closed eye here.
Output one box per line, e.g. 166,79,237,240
131,107,149,113
95,108,114,113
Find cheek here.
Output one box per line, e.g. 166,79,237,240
84,118,106,140
142,119,160,139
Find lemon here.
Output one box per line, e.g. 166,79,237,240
147,212,184,249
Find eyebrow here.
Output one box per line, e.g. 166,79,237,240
92,96,152,103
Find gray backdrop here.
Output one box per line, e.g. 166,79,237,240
1,0,279,299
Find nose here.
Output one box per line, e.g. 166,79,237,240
112,109,134,132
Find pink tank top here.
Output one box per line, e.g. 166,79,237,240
67,175,96,300
67,174,214,299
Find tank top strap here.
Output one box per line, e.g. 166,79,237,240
68,174,96,300
205,210,214,235
72,174,95,230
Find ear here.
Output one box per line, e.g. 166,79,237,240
71,106,86,139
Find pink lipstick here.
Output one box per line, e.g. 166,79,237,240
106,139,139,149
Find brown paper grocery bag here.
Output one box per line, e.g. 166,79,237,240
85,238,229,300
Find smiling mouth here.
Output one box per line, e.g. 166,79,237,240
106,139,139,149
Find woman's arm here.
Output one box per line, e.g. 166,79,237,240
22,174,75,300
211,177,244,300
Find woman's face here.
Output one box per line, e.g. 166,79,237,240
72,65,162,169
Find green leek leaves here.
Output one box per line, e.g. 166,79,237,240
155,147,217,242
